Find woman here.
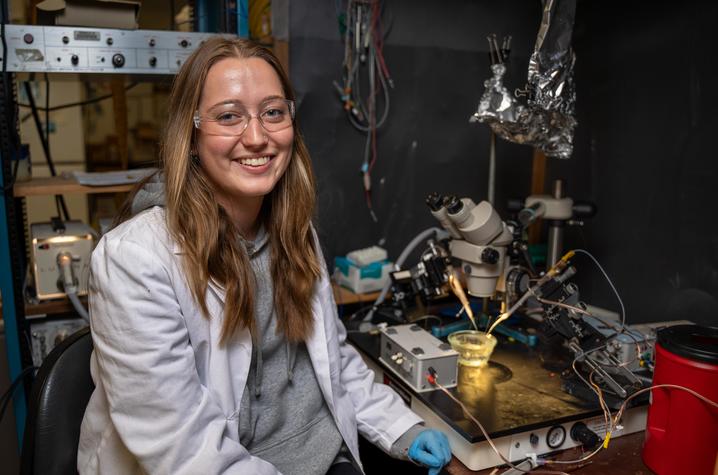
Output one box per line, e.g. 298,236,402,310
78,37,451,475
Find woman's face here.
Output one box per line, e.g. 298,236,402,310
196,56,293,209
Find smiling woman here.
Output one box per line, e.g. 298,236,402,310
77,37,451,475
194,56,295,230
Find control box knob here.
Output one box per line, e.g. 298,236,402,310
111,53,125,68
570,422,600,449
71,54,79,66
149,56,157,67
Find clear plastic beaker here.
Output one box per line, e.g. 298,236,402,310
448,330,497,367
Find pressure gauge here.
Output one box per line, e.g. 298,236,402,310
546,425,566,449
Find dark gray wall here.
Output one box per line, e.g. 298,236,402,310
558,1,718,326
291,1,718,327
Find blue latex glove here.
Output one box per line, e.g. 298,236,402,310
408,429,452,475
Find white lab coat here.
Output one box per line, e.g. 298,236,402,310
78,207,423,474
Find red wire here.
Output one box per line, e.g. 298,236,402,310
372,1,391,80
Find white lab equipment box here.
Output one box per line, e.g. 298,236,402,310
31,220,95,300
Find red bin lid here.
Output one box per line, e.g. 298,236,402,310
657,325,718,364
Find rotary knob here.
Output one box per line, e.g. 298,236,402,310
481,247,500,264
149,56,157,67
570,422,600,449
71,54,79,66
111,53,125,68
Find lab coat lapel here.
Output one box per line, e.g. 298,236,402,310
172,239,231,307
172,242,228,305
306,292,336,413
207,279,227,304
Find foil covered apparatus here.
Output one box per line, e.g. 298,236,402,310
471,0,577,159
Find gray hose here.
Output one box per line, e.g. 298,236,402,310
57,252,90,323
68,290,90,323
363,227,449,322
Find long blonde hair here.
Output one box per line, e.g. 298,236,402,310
163,37,321,344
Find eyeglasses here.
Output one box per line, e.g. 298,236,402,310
193,99,295,137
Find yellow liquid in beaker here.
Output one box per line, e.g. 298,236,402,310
448,330,497,367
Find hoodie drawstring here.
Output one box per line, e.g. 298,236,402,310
287,341,297,382
252,330,264,398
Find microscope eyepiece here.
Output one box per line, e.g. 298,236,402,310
426,192,445,211
445,196,463,215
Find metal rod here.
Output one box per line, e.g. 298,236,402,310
488,131,496,204
546,179,564,267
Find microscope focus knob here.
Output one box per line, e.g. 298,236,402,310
481,247,500,264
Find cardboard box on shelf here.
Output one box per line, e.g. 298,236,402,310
36,0,141,30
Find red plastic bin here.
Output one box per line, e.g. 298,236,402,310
642,324,718,475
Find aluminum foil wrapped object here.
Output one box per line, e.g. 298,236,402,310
471,0,577,159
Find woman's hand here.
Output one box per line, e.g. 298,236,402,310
408,429,452,475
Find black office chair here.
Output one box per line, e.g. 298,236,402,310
21,326,94,475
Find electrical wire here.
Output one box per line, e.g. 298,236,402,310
427,371,570,475
410,314,442,329
335,0,392,220
549,370,718,466
430,362,718,471
22,81,71,220
572,249,626,328
41,73,66,220
18,81,140,119
0,366,38,425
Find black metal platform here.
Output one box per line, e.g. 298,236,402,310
349,331,607,443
